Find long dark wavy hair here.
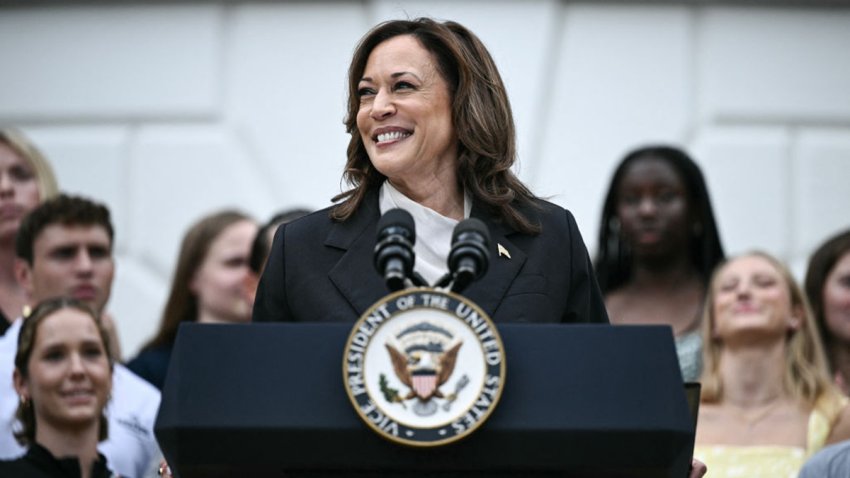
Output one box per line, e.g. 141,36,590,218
333,18,540,234
595,145,725,293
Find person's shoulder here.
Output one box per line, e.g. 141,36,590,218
279,207,334,239
0,318,22,367
520,197,579,234
799,440,850,477
113,364,161,404
0,455,47,477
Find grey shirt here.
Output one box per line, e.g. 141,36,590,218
798,440,850,478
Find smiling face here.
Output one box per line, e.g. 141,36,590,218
191,219,257,324
0,141,41,241
356,34,458,191
616,156,692,259
711,254,800,343
823,252,850,343
14,308,112,437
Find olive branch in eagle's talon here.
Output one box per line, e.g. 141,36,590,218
379,373,407,409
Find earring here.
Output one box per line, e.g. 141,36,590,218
22,305,31,318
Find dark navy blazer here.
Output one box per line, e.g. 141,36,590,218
253,190,609,325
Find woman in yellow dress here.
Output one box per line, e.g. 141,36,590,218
694,252,850,477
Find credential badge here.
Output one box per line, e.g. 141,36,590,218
343,288,506,447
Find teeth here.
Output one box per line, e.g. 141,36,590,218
377,131,410,143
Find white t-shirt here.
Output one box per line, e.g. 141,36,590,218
379,181,471,286
0,318,162,478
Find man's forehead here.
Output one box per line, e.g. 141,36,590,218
34,223,113,248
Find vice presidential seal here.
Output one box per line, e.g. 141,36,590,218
343,288,506,447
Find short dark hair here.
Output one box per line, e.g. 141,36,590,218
805,228,850,362
595,145,725,293
249,209,310,274
15,194,114,265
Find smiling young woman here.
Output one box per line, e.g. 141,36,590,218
0,297,116,478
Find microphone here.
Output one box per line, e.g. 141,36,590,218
374,208,417,292
446,218,491,293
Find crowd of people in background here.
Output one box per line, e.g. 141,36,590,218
0,17,848,478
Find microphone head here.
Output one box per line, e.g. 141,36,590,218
377,208,416,243
375,208,417,290
451,217,490,245
448,218,491,284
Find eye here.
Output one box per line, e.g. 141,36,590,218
10,166,34,181
88,246,110,260
224,257,247,268
44,349,65,362
357,86,376,98
50,247,77,261
620,194,639,206
83,346,104,359
753,275,777,288
657,190,678,203
393,81,415,91
718,280,738,292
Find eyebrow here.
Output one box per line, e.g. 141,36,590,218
359,71,423,83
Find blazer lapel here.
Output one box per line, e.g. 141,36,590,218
326,190,388,316
463,204,527,318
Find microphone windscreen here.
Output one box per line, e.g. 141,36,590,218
452,217,490,245
377,208,416,239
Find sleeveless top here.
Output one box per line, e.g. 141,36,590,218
694,394,848,478
675,329,702,382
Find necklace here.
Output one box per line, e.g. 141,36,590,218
727,399,783,431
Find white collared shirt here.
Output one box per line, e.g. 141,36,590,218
379,181,471,286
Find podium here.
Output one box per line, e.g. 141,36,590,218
155,323,694,477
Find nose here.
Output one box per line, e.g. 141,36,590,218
636,197,657,217
68,352,86,376
735,280,753,299
74,250,94,275
0,173,12,197
369,89,396,120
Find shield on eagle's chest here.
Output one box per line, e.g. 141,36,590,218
412,371,438,399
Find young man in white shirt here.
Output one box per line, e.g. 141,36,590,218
0,194,161,478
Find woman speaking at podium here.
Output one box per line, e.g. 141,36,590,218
252,18,608,326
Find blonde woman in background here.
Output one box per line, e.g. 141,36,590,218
694,251,850,477
0,129,58,338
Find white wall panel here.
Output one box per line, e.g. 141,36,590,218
693,127,790,257
128,125,274,275
794,130,850,256
0,5,220,119
699,8,850,121
227,2,366,211
535,5,692,243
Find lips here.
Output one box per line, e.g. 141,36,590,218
72,285,97,301
0,203,23,219
60,388,95,405
371,126,412,145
